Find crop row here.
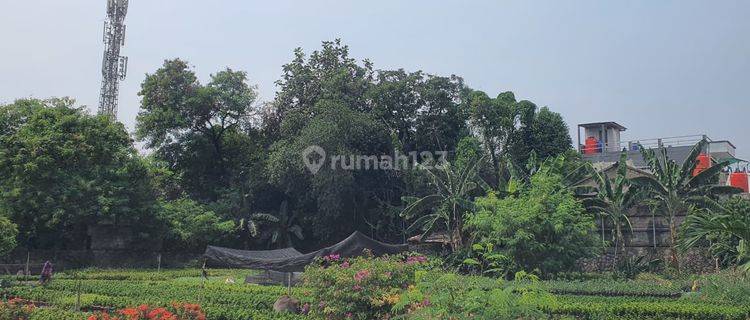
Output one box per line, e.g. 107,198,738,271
546,295,750,320
2,279,305,320
543,279,687,298
4,275,749,320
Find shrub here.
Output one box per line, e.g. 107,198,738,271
0,298,35,320
302,253,431,320
466,171,600,275
88,303,206,320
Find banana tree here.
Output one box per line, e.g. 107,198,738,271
241,201,304,248
400,158,484,251
632,139,741,268
582,152,643,267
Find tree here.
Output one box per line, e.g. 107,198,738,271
400,159,483,251
270,39,373,135
370,70,469,155
267,101,394,244
466,168,600,275
632,139,741,268
0,99,158,249
136,59,261,203
679,197,750,273
582,153,643,266
468,91,572,186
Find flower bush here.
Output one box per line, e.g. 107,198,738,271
302,253,433,320
0,298,35,320
87,303,206,320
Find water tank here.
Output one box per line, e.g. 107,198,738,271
584,137,599,154
692,153,711,176
729,171,749,193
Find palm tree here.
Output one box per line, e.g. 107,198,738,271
679,207,750,273
582,152,643,266
242,201,304,248
632,139,740,268
401,158,483,251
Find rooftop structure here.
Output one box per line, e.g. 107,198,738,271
577,122,739,169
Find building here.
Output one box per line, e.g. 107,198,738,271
576,122,748,271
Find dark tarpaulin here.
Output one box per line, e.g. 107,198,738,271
203,231,408,272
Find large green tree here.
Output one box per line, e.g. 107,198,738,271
0,99,158,249
468,91,572,186
136,59,263,204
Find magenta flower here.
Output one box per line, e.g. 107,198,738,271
354,269,371,282
340,261,350,269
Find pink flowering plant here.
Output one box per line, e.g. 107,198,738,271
302,252,432,320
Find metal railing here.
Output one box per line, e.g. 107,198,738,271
582,134,709,154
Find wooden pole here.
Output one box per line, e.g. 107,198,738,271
287,273,292,296
157,253,162,272
25,251,30,276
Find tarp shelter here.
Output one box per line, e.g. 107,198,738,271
204,231,408,272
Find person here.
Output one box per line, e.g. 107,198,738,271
39,261,53,285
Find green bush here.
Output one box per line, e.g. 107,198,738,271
466,171,600,275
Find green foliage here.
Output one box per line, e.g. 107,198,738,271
582,153,643,266
267,100,393,243
466,169,600,275
683,270,750,306
550,294,749,320
244,201,304,248
633,139,742,268
159,198,235,251
616,255,662,279
302,253,432,320
544,277,683,298
401,159,483,251
369,70,469,155
0,216,18,256
679,197,750,273
136,59,263,204
1,269,305,320
396,271,555,319
461,242,512,277
0,99,159,248
467,91,572,186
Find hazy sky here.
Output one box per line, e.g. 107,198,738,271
2,1,749,159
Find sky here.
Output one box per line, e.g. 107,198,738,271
1,0,749,159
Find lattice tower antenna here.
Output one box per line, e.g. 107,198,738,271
98,0,129,118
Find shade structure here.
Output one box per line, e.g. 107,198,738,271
204,231,408,272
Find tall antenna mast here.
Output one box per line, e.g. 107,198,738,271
98,0,129,119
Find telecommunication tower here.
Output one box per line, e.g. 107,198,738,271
98,0,129,118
